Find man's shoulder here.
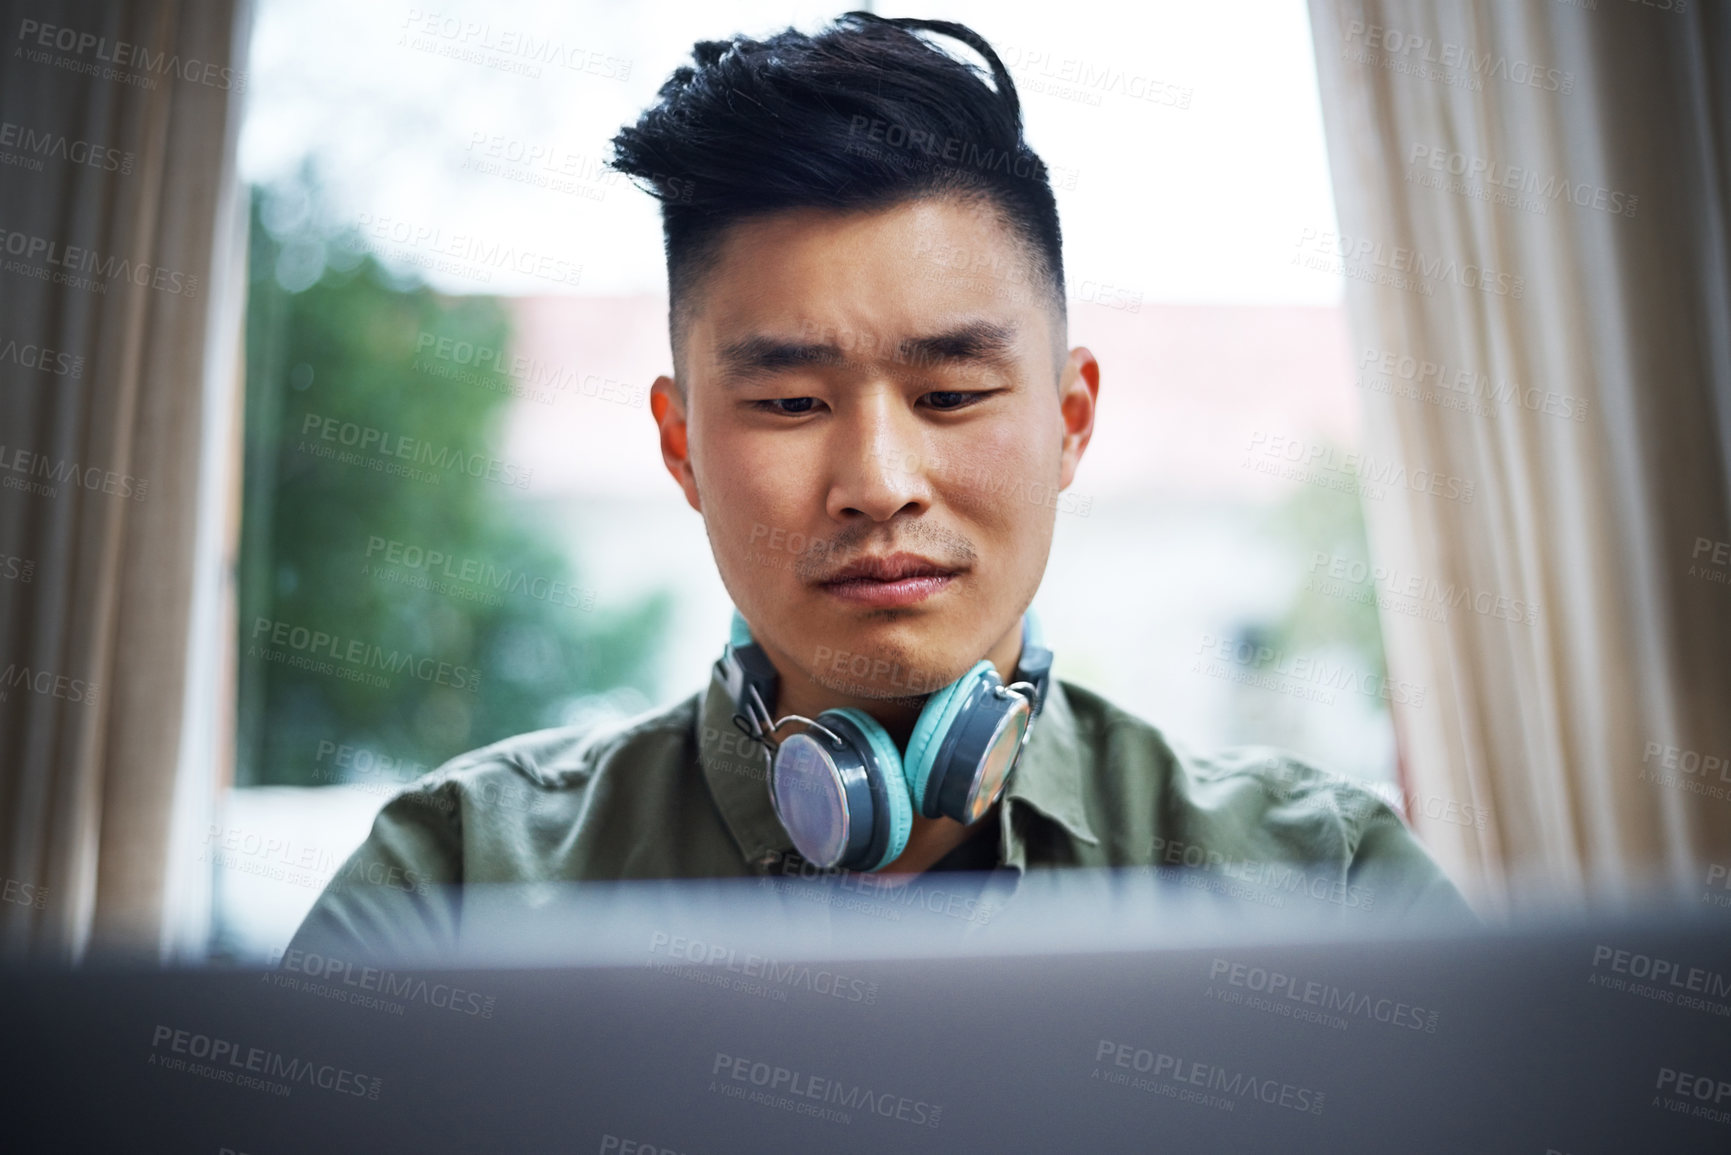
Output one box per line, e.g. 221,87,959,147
393,690,702,812
1056,679,1452,878
285,690,710,960
1061,680,1475,922
1178,744,1403,846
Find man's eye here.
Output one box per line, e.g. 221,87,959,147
753,397,818,415
923,390,986,411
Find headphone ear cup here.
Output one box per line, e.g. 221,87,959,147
903,660,997,819
825,708,913,871
729,608,754,648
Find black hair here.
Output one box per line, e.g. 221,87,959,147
608,11,1066,371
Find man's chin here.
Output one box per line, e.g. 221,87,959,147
803,646,969,703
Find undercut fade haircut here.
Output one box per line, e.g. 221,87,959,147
608,11,1067,380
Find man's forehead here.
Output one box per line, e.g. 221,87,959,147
673,196,1063,381
708,199,1042,304
709,195,1032,267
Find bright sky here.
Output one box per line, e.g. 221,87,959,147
239,0,1346,305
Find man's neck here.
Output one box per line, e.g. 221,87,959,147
760,626,1026,749
873,805,999,883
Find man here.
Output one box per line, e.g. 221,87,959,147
288,12,1474,960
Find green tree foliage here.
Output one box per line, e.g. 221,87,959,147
1259,452,1388,679
237,176,668,786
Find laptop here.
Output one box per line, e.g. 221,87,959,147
2,869,1726,1154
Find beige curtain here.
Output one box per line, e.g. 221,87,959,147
0,0,250,962
1308,0,1731,917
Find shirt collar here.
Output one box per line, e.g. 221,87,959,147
696,670,793,870
996,670,1100,868
696,660,1099,873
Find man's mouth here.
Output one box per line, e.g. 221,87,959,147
818,552,959,607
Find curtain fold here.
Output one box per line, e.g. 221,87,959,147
0,0,249,962
1308,0,1731,916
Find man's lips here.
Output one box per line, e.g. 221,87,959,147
818,552,960,607
821,552,956,583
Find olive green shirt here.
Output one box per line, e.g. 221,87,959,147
287,669,1477,960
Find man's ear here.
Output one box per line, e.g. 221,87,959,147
1056,346,1100,491
650,375,702,512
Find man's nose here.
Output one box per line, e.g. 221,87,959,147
824,396,931,522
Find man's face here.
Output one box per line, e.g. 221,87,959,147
651,195,1097,704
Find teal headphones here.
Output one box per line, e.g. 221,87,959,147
717,609,1053,872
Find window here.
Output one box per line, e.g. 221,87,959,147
221,0,1387,959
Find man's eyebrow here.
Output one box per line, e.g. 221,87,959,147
715,336,847,380
898,320,1019,369
715,320,1020,383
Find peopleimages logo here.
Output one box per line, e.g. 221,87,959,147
875,446,1095,516
759,849,997,925
1654,1065,1731,1127
710,1052,942,1128
1294,228,1525,298
1307,550,1540,628
1206,957,1440,1033
1194,632,1427,709
812,644,951,695
364,535,595,610
1,876,47,910
148,1025,380,1099
992,43,1193,110
1145,834,1378,911
0,662,97,705
0,335,83,377
398,9,631,81
0,443,148,502
0,225,198,296
15,19,246,92
845,114,1047,183
248,616,481,694
296,411,533,489
1690,536,1731,591
1093,1038,1325,1115
1639,740,1731,803
1243,431,1476,505
1588,944,1731,1017
1406,145,1637,217
647,932,880,1004
1704,862,1731,908
270,947,498,1018
1357,347,1588,423
413,330,644,408
1342,19,1574,94
351,212,583,288
0,120,133,174
203,823,338,877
